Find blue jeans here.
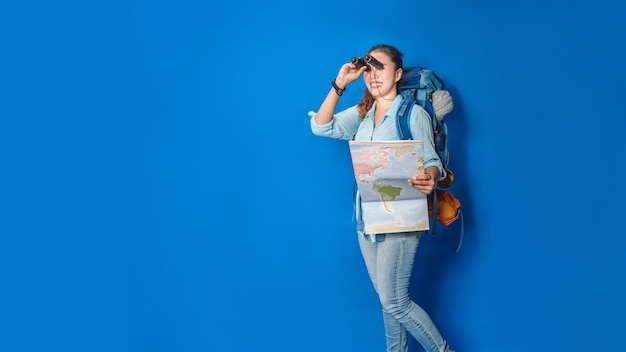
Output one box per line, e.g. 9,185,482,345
358,232,452,352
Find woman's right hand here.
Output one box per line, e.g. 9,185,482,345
312,61,368,126
334,63,368,90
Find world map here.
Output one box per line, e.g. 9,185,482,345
349,140,430,234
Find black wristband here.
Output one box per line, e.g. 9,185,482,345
331,79,345,96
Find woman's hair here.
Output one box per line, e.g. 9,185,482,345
356,44,404,119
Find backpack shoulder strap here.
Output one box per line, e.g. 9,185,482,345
396,93,415,140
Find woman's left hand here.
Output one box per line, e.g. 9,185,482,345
408,172,436,194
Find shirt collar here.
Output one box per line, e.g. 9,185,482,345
365,95,404,121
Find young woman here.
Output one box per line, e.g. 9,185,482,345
309,44,455,352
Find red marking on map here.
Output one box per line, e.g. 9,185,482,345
350,147,395,180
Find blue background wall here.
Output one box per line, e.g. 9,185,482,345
2,1,625,351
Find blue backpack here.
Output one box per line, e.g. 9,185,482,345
396,66,463,250
397,66,450,180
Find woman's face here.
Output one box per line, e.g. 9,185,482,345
363,50,402,98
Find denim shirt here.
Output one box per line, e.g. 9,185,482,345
309,95,444,176
309,95,445,240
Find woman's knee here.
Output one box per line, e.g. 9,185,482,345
379,291,411,316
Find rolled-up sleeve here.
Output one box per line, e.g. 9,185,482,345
309,106,361,141
410,106,446,180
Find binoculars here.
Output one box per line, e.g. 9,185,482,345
351,55,384,71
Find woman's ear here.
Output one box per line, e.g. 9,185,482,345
395,68,403,82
